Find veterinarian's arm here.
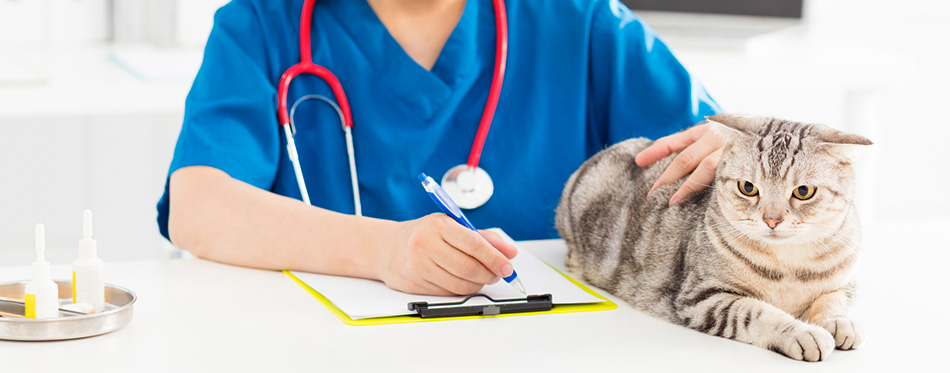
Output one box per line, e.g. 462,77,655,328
635,124,725,205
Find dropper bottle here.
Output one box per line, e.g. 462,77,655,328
72,210,105,313
24,224,59,319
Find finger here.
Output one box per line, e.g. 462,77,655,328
437,219,513,279
649,131,722,193
635,125,706,168
479,229,518,259
424,259,486,295
387,252,481,296
407,277,462,297
429,241,499,285
385,271,455,296
669,148,722,205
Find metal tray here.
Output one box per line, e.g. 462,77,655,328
0,280,136,341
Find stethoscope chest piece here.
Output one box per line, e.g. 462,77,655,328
441,165,494,209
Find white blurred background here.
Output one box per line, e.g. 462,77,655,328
0,0,947,265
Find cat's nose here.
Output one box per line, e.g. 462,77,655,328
763,218,783,229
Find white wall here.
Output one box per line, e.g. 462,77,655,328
0,114,180,265
0,0,228,47
0,0,220,265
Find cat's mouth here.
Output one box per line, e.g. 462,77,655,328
762,229,792,241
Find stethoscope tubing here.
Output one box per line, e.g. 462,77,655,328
467,0,507,169
287,94,361,215
277,0,353,130
278,0,507,213
282,123,311,205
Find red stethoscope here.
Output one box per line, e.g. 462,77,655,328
276,0,508,215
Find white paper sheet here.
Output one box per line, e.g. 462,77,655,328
291,229,603,319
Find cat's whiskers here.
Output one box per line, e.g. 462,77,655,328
810,237,837,258
711,220,768,254
796,223,854,259
717,219,844,270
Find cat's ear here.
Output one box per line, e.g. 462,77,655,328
811,124,873,146
705,113,756,143
811,124,873,163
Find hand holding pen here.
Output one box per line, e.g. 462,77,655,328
378,213,520,296
373,181,519,296
419,173,527,294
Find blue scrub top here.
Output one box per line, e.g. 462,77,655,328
157,0,721,241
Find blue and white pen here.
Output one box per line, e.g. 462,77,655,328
418,173,527,295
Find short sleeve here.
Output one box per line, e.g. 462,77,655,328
587,0,722,144
156,1,279,240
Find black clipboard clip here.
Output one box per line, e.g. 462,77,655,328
408,294,553,318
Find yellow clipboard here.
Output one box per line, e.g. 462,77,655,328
285,264,617,326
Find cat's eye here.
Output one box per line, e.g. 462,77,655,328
792,185,816,200
737,180,758,197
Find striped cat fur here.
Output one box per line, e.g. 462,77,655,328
555,114,872,362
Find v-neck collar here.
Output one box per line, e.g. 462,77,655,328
325,0,481,122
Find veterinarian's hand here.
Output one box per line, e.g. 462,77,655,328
377,213,518,296
634,124,725,205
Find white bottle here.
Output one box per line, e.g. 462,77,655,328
24,224,59,319
72,210,105,313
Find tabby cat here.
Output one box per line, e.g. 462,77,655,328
555,114,871,361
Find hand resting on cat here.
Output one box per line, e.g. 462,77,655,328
556,114,871,362
635,122,726,206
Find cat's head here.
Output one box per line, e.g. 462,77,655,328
707,114,872,245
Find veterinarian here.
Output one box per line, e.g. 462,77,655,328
157,0,724,296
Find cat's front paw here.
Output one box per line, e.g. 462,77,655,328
769,323,835,362
818,317,865,350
